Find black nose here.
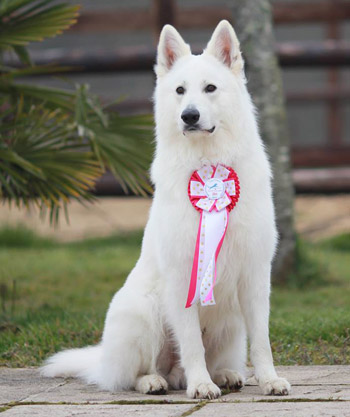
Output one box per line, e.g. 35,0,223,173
181,108,200,126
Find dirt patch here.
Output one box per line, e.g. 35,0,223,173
0,195,349,242
0,197,152,242
294,194,350,241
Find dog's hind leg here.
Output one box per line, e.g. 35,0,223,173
96,251,167,393
135,374,168,395
165,294,221,399
133,340,170,395
167,364,186,390
212,328,246,391
99,303,168,394
206,315,247,391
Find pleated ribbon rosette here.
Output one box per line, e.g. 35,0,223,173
186,164,240,308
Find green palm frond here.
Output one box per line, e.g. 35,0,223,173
0,82,78,110
0,105,102,223
0,0,44,18
0,0,79,47
87,116,153,195
0,0,154,224
12,45,32,65
0,81,154,196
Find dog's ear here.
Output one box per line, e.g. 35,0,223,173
204,20,244,75
155,25,191,77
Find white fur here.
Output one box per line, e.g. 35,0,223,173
41,20,291,399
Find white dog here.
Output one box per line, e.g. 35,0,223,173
42,20,291,399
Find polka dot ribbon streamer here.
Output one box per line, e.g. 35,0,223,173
186,164,240,308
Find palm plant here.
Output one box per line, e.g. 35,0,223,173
0,0,153,223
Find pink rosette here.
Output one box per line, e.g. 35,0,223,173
186,164,240,308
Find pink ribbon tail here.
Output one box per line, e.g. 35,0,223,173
185,211,203,308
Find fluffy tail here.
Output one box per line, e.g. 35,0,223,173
41,345,102,383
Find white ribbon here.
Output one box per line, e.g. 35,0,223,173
191,209,228,306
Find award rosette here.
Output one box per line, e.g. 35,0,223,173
186,164,240,308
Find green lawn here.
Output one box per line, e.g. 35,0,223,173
0,226,349,367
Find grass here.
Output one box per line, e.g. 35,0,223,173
0,226,349,367
270,238,350,365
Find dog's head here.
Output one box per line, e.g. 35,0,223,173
154,20,247,142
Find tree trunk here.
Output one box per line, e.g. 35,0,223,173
231,0,296,282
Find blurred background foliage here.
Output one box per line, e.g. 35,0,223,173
0,0,153,224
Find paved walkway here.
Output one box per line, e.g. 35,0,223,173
1,366,349,416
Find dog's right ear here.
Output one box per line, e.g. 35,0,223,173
155,25,191,77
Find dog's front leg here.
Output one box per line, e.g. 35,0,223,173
166,296,221,399
238,265,291,395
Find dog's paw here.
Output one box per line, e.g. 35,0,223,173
167,365,186,390
259,377,291,396
187,381,221,399
213,368,245,391
135,374,168,395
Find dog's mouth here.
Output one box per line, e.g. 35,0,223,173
184,126,216,135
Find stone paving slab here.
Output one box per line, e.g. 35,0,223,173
194,402,350,417
21,380,350,404
222,384,350,402
20,379,196,404
0,369,196,405
1,366,349,416
268,365,350,386
1,366,349,405
1,404,194,416
0,368,65,405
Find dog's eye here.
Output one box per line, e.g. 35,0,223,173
176,86,185,95
205,84,217,93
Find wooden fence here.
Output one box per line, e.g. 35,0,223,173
11,0,350,190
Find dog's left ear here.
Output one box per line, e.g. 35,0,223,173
204,20,244,75
155,25,191,77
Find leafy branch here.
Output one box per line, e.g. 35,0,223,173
0,0,153,224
